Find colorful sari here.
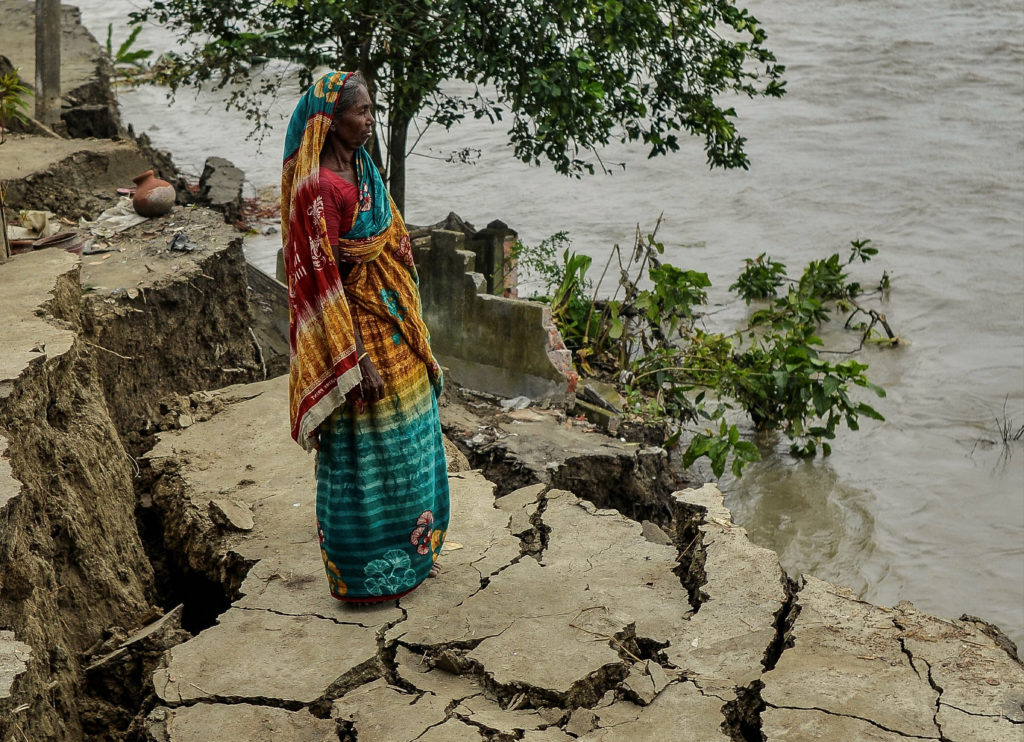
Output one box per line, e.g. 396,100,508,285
282,71,449,602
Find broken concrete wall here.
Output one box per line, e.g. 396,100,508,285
415,229,576,405
464,219,518,297
410,212,518,297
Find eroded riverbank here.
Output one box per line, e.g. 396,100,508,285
67,0,1024,647
1,6,1022,739
2,239,1022,738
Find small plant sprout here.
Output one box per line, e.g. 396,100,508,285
0,70,31,144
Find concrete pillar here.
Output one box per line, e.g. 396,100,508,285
34,0,61,126
471,220,518,297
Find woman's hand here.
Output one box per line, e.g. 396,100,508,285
352,354,385,406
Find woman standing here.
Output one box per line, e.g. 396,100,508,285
281,70,448,603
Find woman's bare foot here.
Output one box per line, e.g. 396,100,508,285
429,562,441,578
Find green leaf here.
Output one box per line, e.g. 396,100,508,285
865,381,887,398
812,385,827,417
733,440,760,461
710,449,726,478
857,402,885,421
608,313,623,340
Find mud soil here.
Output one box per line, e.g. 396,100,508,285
0,209,267,740
0,256,155,741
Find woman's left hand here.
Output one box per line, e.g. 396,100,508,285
355,355,386,404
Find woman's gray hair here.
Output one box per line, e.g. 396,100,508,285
335,71,368,115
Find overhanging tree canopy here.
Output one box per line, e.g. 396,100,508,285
137,0,785,211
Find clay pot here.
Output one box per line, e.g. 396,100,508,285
131,170,175,218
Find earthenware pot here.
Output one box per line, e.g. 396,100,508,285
131,170,175,218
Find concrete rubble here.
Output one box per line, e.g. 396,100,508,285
414,229,577,406
132,377,1023,741
196,157,245,223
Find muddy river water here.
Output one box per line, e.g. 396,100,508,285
74,0,1023,645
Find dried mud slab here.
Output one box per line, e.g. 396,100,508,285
760,575,1024,741
146,703,337,742
153,608,379,706
139,377,1024,740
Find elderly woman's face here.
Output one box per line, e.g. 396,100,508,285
332,86,374,150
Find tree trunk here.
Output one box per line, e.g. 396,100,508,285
34,0,61,126
387,108,410,215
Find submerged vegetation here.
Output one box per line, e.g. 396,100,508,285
512,222,899,477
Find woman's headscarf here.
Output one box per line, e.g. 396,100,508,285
281,71,437,450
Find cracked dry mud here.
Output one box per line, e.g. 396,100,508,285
139,377,1024,741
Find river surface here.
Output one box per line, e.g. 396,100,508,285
76,1,1024,645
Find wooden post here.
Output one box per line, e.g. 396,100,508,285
0,182,11,263
34,0,61,126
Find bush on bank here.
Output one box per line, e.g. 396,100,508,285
511,222,898,477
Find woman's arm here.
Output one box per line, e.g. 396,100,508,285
351,324,385,404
